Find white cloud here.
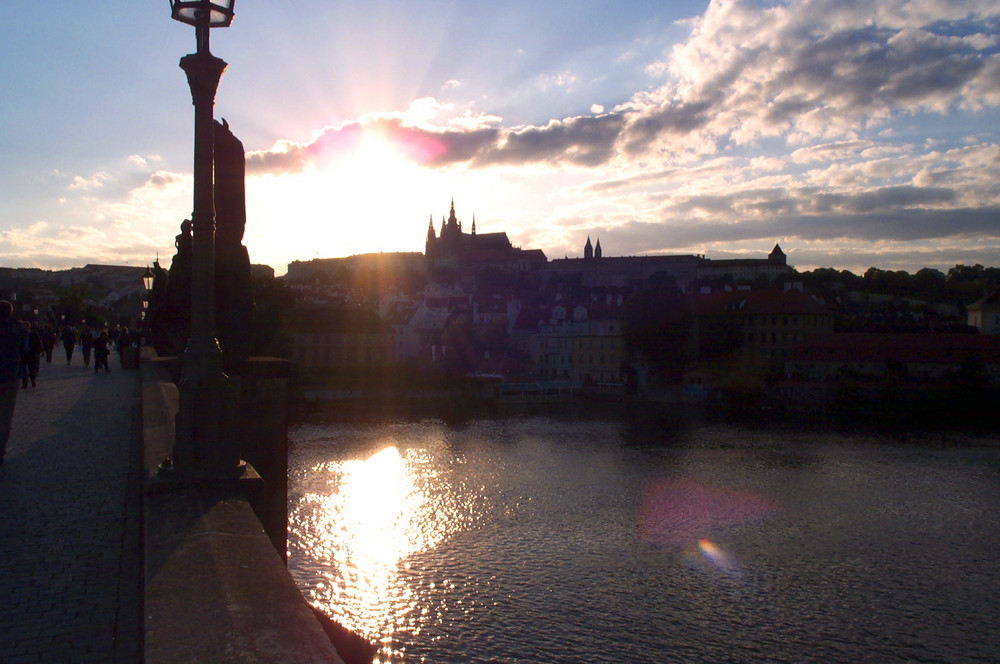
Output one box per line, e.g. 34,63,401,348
67,172,111,191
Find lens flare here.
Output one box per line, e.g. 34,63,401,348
638,478,776,546
697,538,733,568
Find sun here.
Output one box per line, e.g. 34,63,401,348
244,131,451,266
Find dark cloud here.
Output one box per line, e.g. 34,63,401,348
246,143,313,175
594,187,999,257
148,172,181,188
245,118,500,174
807,185,957,214
620,97,718,156
477,113,626,167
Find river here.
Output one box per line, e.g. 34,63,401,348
287,413,1000,663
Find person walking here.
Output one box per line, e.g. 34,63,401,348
20,322,42,388
117,327,133,369
93,329,111,374
61,325,77,365
0,301,23,463
41,325,57,364
80,325,93,367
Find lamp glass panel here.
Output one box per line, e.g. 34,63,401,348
209,8,233,25
172,1,233,26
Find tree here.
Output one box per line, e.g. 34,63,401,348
622,279,693,383
441,311,479,374
251,277,295,358
58,284,88,324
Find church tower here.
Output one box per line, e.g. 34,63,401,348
595,238,602,259
425,214,437,256
448,199,459,233
584,236,593,260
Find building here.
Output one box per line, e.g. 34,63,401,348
691,284,836,372
425,200,547,277
512,297,625,385
544,253,703,291
571,307,624,386
696,244,792,284
285,252,426,288
967,288,1000,335
545,239,789,292
785,333,1000,384
290,307,393,369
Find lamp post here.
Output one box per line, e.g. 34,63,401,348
167,0,242,477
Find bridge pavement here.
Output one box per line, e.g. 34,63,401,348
0,351,142,663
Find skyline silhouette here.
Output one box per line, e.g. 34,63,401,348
1,1,998,276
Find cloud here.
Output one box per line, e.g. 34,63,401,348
478,113,626,167
67,172,111,191
148,171,182,188
245,114,503,174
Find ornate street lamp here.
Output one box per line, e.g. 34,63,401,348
142,266,155,292
166,0,242,477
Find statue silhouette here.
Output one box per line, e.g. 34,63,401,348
157,119,253,374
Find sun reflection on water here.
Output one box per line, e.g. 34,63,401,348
290,442,480,663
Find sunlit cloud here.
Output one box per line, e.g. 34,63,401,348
67,172,111,191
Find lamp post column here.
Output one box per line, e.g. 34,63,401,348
171,50,241,477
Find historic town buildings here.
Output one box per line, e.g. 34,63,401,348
283,202,1000,395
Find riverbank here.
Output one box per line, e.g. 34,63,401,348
289,369,1000,435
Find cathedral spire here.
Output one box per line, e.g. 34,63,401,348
595,237,602,259
471,214,476,235
584,236,593,260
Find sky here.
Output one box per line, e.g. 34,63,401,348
1,0,998,277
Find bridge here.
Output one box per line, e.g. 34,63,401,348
0,349,356,663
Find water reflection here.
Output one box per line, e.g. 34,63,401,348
289,418,1000,664
289,435,485,662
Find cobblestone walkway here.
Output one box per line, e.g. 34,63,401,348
0,352,142,663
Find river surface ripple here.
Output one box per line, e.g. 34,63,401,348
287,417,1000,664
